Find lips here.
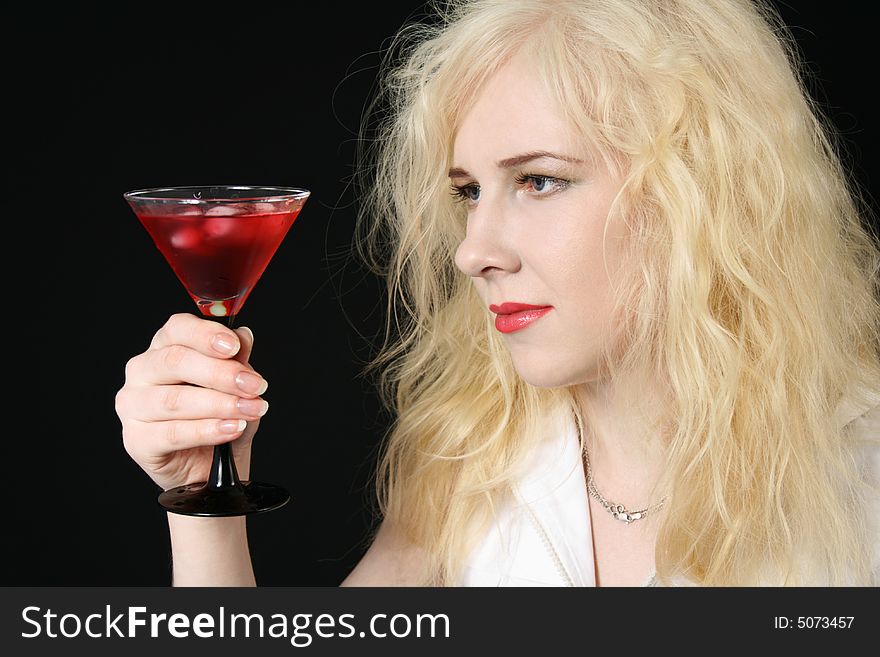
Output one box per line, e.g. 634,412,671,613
489,303,550,314
489,302,553,334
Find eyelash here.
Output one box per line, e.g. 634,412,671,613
449,174,571,204
449,183,480,204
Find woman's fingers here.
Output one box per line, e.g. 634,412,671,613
124,345,268,398
116,384,268,422
123,417,252,459
233,326,255,365
149,312,242,359
117,315,265,491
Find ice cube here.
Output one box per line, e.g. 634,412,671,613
254,202,277,214
174,205,202,216
170,226,201,249
204,204,249,238
203,216,237,239
205,205,242,216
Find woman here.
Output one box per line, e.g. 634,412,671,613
116,0,880,586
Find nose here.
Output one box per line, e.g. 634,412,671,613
453,197,521,278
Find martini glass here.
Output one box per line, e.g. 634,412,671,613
123,185,309,517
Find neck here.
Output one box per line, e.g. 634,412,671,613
574,373,671,510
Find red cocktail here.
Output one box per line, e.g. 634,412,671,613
124,185,310,517
133,193,305,317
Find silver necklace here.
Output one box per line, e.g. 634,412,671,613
583,446,667,524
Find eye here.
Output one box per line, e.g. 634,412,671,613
514,174,570,195
450,183,481,204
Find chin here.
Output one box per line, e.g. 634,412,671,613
512,365,588,389
508,350,598,389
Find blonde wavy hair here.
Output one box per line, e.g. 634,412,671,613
353,0,880,585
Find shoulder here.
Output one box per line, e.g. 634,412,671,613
340,518,428,586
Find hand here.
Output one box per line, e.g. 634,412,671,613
115,313,269,492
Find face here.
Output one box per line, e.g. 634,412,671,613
451,53,629,388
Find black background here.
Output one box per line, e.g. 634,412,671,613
8,2,878,586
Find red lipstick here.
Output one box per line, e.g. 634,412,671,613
489,303,553,334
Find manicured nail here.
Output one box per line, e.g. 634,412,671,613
239,326,254,344
212,333,239,355
235,371,268,395
236,398,269,417
219,419,247,434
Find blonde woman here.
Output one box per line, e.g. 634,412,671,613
116,0,880,587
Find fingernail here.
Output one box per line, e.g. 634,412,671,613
235,371,268,395
219,419,247,434
212,333,239,355
239,326,254,344
236,398,269,417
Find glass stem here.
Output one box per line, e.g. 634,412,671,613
208,443,243,489
207,313,245,490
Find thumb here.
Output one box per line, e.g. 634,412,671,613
232,326,255,366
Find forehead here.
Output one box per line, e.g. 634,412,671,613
452,53,583,162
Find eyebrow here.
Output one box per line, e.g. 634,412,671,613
448,150,584,179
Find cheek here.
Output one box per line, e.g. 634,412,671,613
541,225,627,350
540,223,613,300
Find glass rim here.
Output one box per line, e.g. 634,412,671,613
123,185,311,203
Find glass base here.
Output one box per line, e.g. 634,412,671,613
158,481,290,517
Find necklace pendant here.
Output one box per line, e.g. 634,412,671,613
587,467,661,525
612,505,634,523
